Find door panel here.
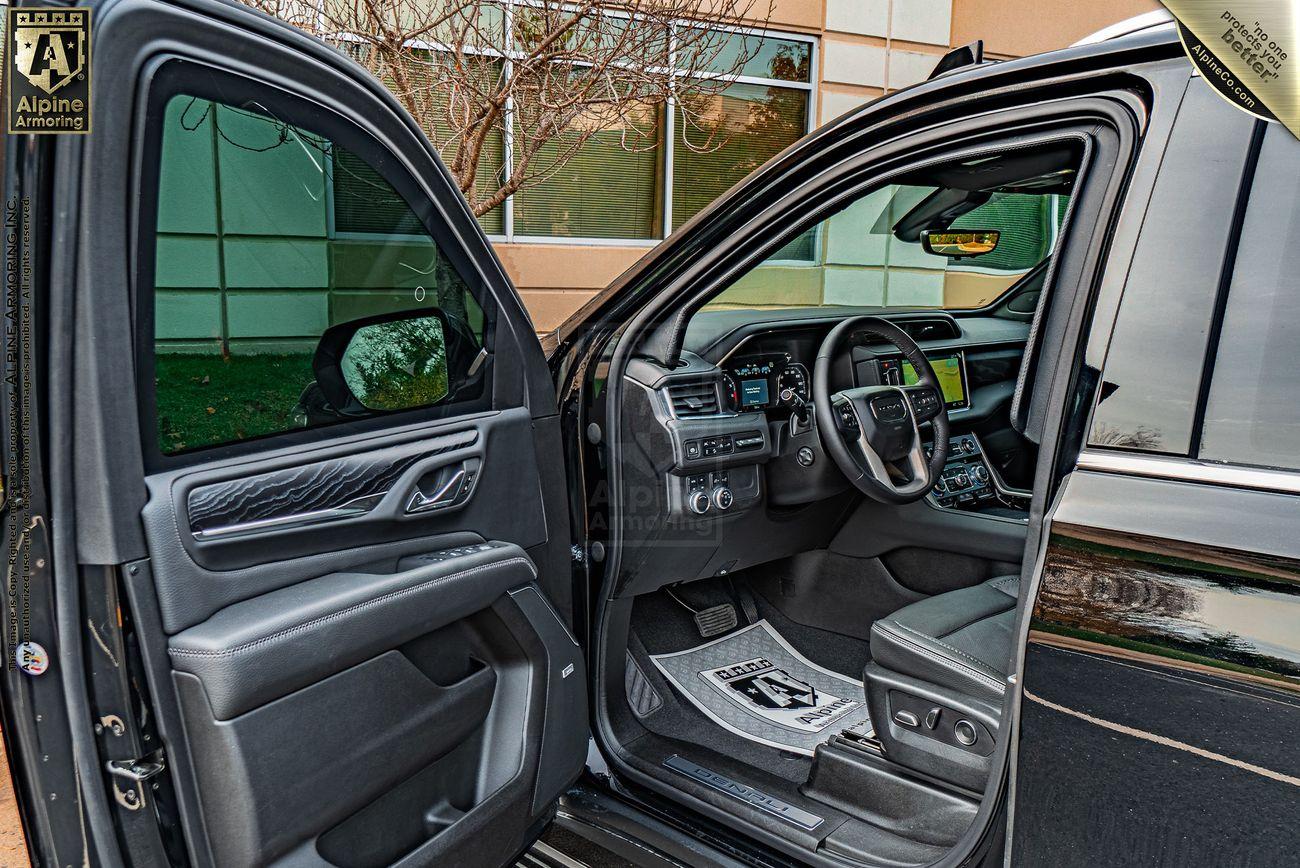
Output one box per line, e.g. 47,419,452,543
71,2,584,866
142,409,548,630
1012,469,1300,865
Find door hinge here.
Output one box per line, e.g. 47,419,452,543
106,752,166,811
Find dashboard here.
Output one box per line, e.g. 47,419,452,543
720,350,970,414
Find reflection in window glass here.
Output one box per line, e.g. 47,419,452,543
681,28,812,82
152,95,482,454
1198,127,1300,471
1087,86,1254,455
672,82,809,230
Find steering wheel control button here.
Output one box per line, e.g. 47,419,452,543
688,491,711,515
909,389,941,417
796,446,815,467
893,709,920,728
954,719,978,746
711,487,734,511
836,402,859,429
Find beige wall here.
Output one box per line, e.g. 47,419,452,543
952,0,1162,58
500,0,1164,333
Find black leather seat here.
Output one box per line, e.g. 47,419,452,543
869,574,1018,705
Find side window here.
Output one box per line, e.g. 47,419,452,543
1086,83,1256,455
151,94,487,455
706,179,1071,313
1197,126,1300,471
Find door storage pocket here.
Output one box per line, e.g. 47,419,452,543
174,650,497,868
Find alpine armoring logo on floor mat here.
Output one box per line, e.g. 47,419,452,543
702,656,861,733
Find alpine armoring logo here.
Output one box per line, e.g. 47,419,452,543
6,8,92,134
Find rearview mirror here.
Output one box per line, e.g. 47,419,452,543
311,309,452,415
921,230,1000,258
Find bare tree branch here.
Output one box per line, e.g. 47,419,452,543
242,0,780,216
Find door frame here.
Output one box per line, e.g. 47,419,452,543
4,0,577,865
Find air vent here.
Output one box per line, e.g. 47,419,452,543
665,381,720,418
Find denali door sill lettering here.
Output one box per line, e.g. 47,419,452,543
662,755,824,830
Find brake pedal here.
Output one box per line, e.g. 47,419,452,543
667,587,738,638
692,604,739,638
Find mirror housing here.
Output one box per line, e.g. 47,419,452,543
921,229,1000,258
311,308,457,417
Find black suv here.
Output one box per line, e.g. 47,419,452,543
4,3,1297,867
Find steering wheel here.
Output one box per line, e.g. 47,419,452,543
813,317,949,504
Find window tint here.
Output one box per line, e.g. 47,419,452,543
1087,83,1255,454
152,94,485,455
706,180,1070,312
1198,126,1300,471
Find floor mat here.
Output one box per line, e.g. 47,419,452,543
648,620,873,756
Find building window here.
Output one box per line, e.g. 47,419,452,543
330,11,816,244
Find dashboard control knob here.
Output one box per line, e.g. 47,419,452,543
934,478,947,494
711,487,734,511
961,439,976,454
973,465,990,484
688,491,711,515
954,719,978,747
796,446,815,467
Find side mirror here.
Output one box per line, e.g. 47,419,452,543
312,309,452,416
921,229,1000,258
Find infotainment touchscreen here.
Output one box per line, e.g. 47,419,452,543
878,353,968,409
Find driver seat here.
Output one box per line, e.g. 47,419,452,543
870,575,1018,703
863,575,1019,790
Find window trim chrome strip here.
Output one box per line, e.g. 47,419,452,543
1076,450,1300,496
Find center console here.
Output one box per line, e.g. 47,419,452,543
927,433,1029,515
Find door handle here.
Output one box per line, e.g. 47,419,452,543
405,459,480,514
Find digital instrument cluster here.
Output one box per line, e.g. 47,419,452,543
721,354,810,413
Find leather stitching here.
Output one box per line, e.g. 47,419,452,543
169,557,536,659
989,575,1019,597
873,621,1006,693
893,620,1005,679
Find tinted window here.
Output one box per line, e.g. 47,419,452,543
1087,83,1255,454
1198,126,1300,471
706,182,1071,313
151,94,485,455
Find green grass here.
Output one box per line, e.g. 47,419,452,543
155,353,314,453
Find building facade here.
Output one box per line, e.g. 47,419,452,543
502,0,1162,332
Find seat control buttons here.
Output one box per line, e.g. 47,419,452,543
893,709,920,728
954,719,977,746
925,707,941,730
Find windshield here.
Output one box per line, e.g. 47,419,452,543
705,182,1070,312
